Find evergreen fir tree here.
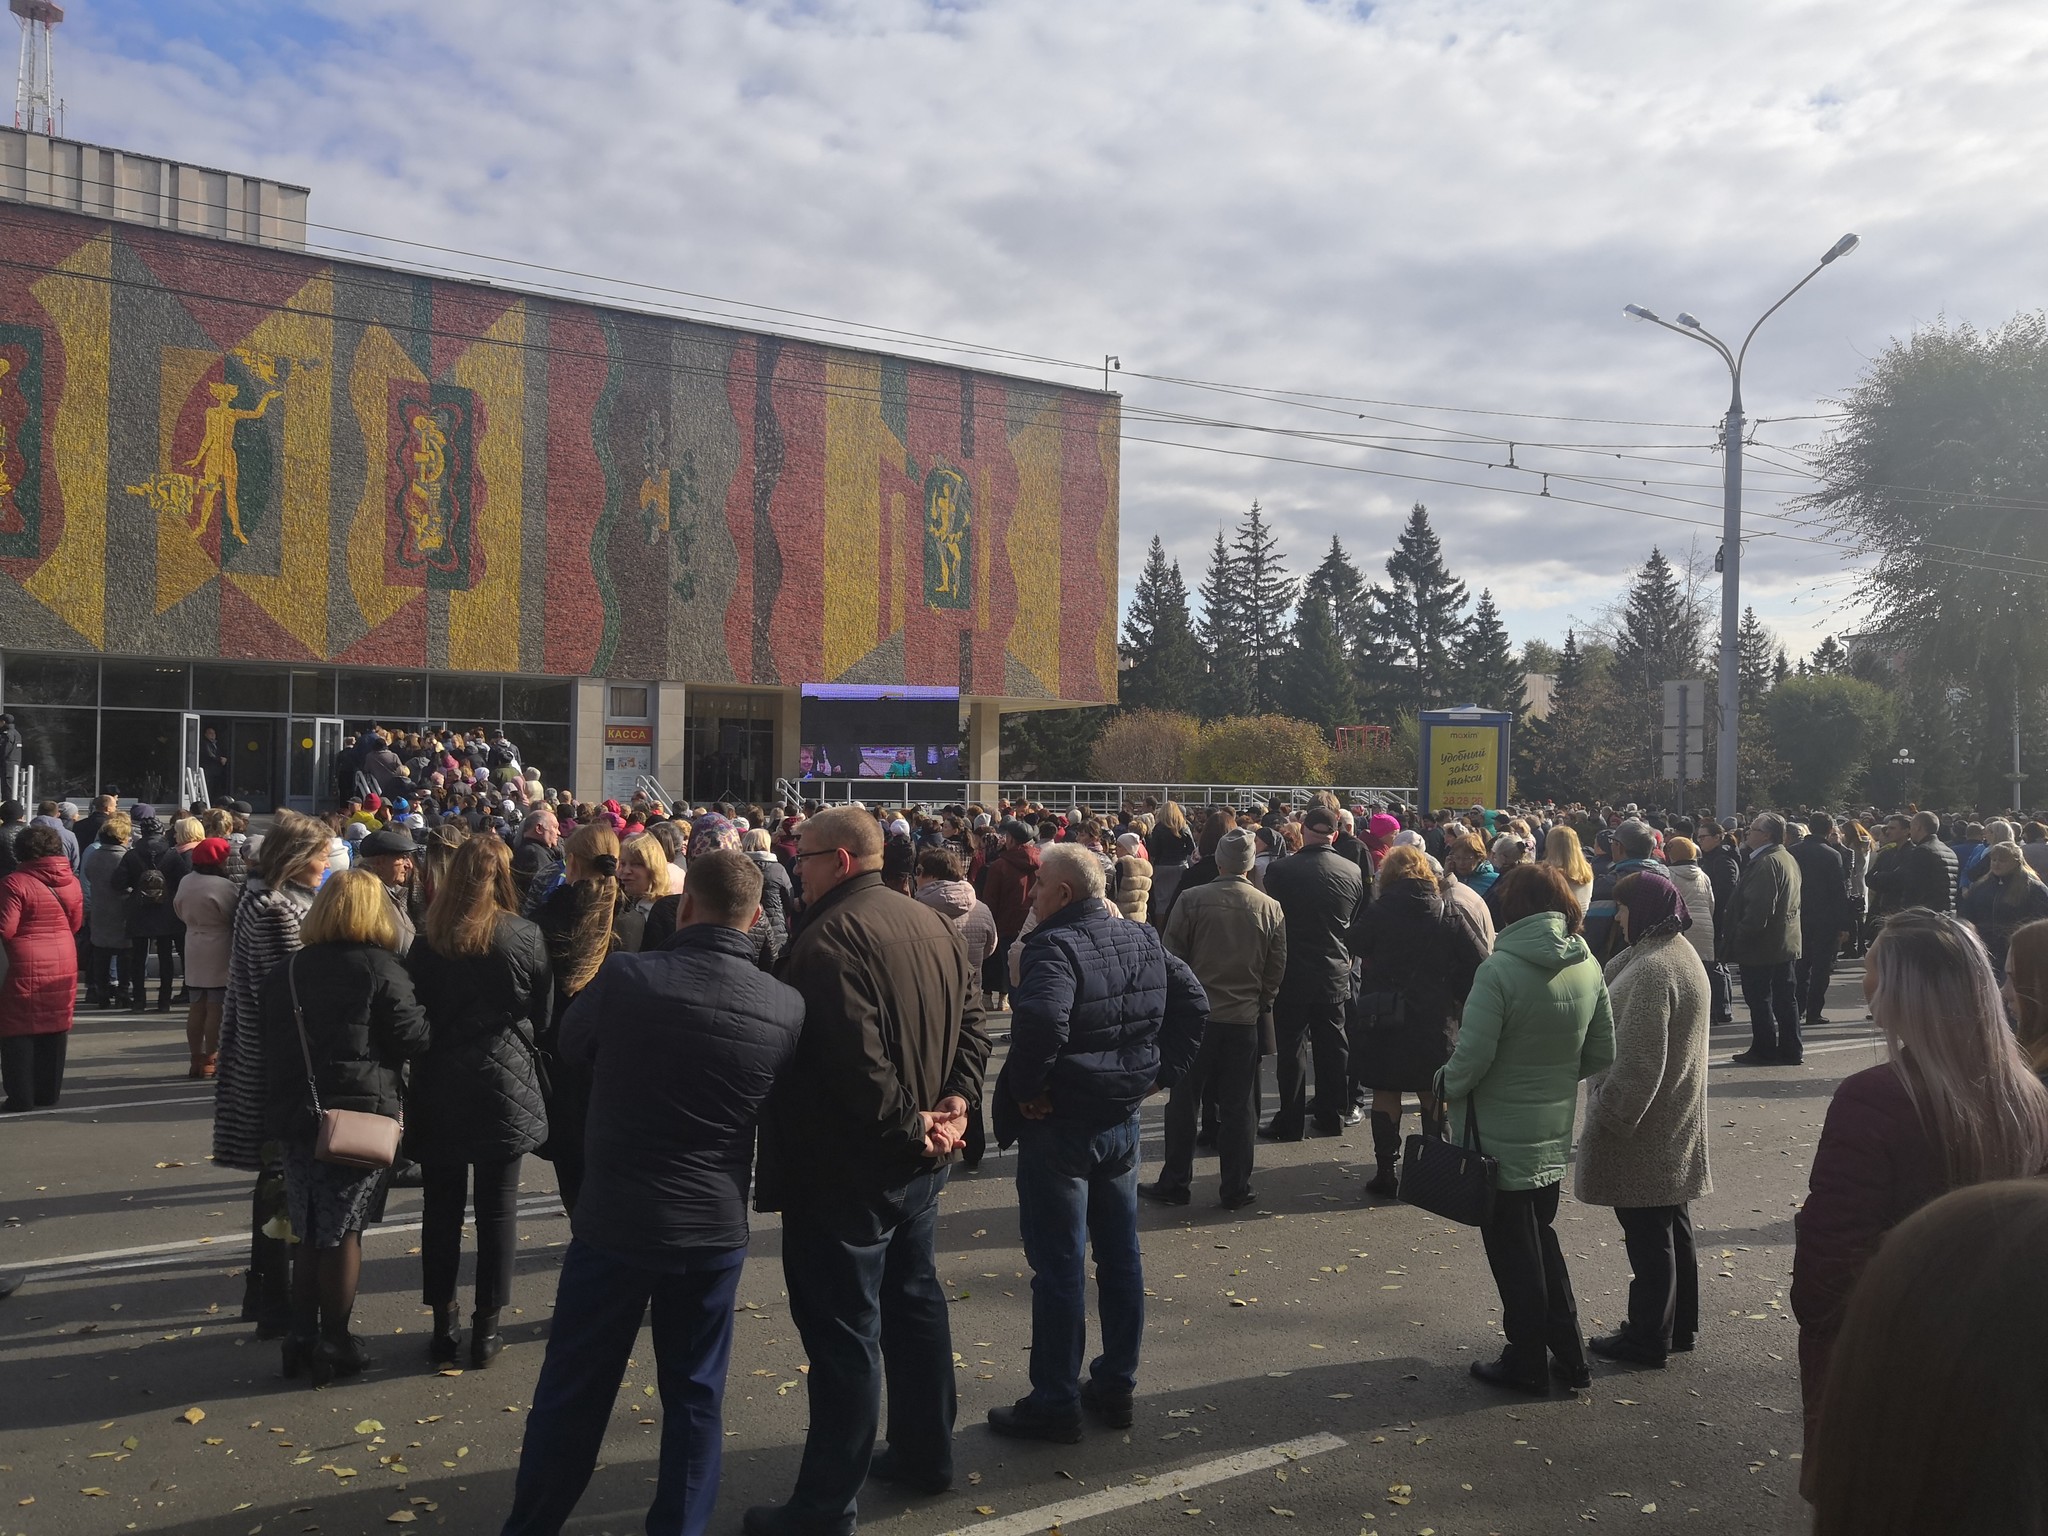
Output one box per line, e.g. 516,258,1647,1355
1120,536,1205,710
1772,648,1791,689
1231,502,1297,714
1808,635,1850,675
1380,503,1469,716
1612,547,1709,783
1302,536,1369,653
1736,607,1779,702
1456,589,1527,715
1196,528,1252,720
1523,629,1616,803
1281,593,1358,733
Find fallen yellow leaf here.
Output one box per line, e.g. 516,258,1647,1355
179,1407,207,1425
355,1419,385,1435
976,1506,997,1516
387,1512,418,1525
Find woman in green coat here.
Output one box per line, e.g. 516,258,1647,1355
1442,862,1616,1395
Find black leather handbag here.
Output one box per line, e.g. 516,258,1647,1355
1398,1094,1498,1227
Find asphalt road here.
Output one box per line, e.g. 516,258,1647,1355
0,979,1873,1536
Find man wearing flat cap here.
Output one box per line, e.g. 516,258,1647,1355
358,826,418,956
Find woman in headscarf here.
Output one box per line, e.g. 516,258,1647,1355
1574,870,1713,1367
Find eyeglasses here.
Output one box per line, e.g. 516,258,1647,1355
794,848,842,862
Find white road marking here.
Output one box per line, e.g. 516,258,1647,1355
0,1094,213,1119
10,1196,567,1283
935,1431,1346,1536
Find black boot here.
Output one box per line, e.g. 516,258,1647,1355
1470,1344,1549,1395
1364,1111,1401,1197
469,1309,503,1368
250,1234,293,1339
427,1305,463,1365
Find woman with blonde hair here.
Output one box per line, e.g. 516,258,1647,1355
1145,800,1195,928
259,868,428,1384
1541,825,1594,915
1959,841,2048,981
611,832,672,953
1793,909,2048,1486
534,820,620,1214
214,808,331,1338
406,835,551,1368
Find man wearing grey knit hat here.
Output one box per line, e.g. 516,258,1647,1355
1147,827,1288,1210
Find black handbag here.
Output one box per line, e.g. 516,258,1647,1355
1398,1093,1498,1227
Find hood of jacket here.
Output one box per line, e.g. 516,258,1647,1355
15,854,76,894
998,841,1042,876
1494,909,1592,973
914,878,978,921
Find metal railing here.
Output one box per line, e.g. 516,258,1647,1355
772,778,1421,812
6,763,34,807
633,774,679,808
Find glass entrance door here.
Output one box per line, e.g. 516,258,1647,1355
287,717,347,812
206,716,282,813
179,712,204,809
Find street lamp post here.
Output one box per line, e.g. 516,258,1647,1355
1623,232,1859,822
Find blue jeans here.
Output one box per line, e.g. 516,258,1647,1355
1014,1112,1144,1410
501,1239,744,1536
777,1168,954,1531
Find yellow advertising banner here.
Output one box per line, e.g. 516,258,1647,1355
1422,722,1504,810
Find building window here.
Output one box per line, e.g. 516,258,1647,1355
3,655,98,707
429,675,502,725
502,678,571,724
193,663,289,714
337,671,426,720
608,685,649,720
102,661,189,710
291,669,336,714
4,704,96,800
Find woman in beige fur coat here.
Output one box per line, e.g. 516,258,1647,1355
1575,868,1712,1368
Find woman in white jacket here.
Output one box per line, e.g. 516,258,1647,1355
1662,836,1717,972
170,837,239,1078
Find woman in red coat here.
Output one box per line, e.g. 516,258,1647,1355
1791,908,2048,1496
0,825,87,1112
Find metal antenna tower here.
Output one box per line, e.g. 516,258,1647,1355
12,0,63,136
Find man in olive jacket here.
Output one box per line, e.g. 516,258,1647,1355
747,808,991,1536
1150,827,1286,1209
1261,805,1364,1139
1728,812,1804,1066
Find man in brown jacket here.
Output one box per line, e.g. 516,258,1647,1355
1148,827,1286,1209
746,808,991,1536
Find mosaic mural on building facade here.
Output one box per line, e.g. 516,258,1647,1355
0,203,1121,703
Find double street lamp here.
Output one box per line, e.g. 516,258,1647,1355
1624,232,1860,821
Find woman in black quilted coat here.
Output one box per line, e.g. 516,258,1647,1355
405,835,552,1368
1350,843,1490,1197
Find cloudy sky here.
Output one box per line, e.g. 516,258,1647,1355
52,0,2048,665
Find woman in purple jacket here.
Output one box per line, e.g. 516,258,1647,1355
1791,909,2048,1496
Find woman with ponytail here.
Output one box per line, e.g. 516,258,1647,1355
533,821,620,1215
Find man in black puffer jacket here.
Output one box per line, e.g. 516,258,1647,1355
504,850,804,1536
986,844,1206,1444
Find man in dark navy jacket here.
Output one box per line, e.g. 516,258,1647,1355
987,843,1206,1443
502,850,803,1536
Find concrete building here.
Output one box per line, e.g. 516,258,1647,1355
0,135,1119,811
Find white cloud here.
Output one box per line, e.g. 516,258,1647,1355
52,0,2048,666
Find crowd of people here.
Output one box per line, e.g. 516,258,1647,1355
4,773,2048,1533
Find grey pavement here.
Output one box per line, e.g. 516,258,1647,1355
0,980,1876,1535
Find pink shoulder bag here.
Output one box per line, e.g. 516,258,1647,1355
287,956,402,1170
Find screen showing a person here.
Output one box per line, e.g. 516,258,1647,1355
800,686,961,780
